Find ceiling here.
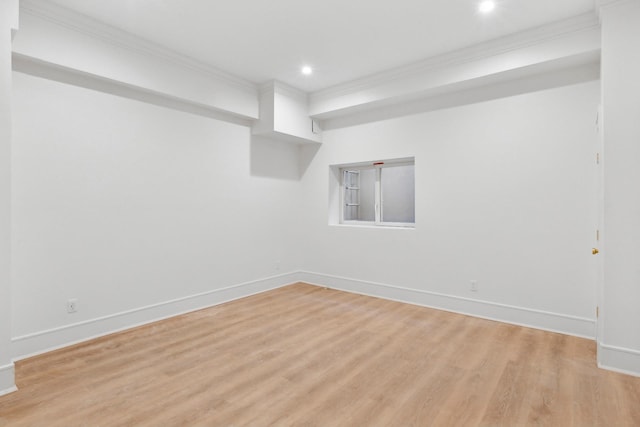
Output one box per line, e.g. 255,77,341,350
46,0,596,92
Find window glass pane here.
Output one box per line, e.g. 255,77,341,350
343,168,375,221
358,169,376,221
381,164,415,223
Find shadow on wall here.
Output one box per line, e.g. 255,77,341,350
299,142,320,178
250,136,320,180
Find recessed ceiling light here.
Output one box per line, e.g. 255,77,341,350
478,0,496,14
301,65,313,76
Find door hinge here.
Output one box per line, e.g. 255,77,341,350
596,306,599,318
596,153,600,165
596,229,600,241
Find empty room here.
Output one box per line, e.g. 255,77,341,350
1,0,640,425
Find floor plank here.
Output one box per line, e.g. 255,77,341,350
1,283,639,426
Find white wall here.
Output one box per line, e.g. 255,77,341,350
299,81,600,336
7,44,619,376
14,9,258,120
599,0,640,375
4,0,638,384
0,0,18,396
11,72,301,357
9,61,603,367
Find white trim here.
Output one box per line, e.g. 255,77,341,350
297,271,596,339
272,80,309,102
11,53,255,127
311,12,599,101
18,0,256,93
259,80,309,101
321,59,600,130
597,0,638,11
334,157,415,170
330,224,415,231
0,363,16,396
13,272,633,378
597,0,633,5
338,158,415,227
597,342,640,377
12,272,301,361
0,386,17,397
597,0,640,23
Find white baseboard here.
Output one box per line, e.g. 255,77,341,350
9,270,600,368
0,362,17,396
12,272,301,361
598,342,640,377
298,271,596,339
11,271,636,379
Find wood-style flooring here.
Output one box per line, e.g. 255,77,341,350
1,283,639,426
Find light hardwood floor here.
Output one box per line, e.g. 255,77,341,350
1,283,639,426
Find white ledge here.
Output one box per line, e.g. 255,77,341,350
309,13,600,120
15,0,260,120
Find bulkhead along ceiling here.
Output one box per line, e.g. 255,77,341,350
46,0,596,92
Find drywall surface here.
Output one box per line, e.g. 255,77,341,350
600,0,640,375
299,81,600,333
11,72,301,346
10,67,603,357
14,10,258,120
0,0,17,395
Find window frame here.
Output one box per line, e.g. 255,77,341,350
339,158,415,228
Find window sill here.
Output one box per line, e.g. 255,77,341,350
330,223,415,230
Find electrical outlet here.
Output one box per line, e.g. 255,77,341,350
67,298,78,313
470,280,478,292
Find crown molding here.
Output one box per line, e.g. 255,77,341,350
259,81,310,106
321,57,600,130
275,81,309,101
596,0,639,21
311,12,600,101
12,53,256,127
597,0,638,6
19,0,257,93
258,80,277,95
